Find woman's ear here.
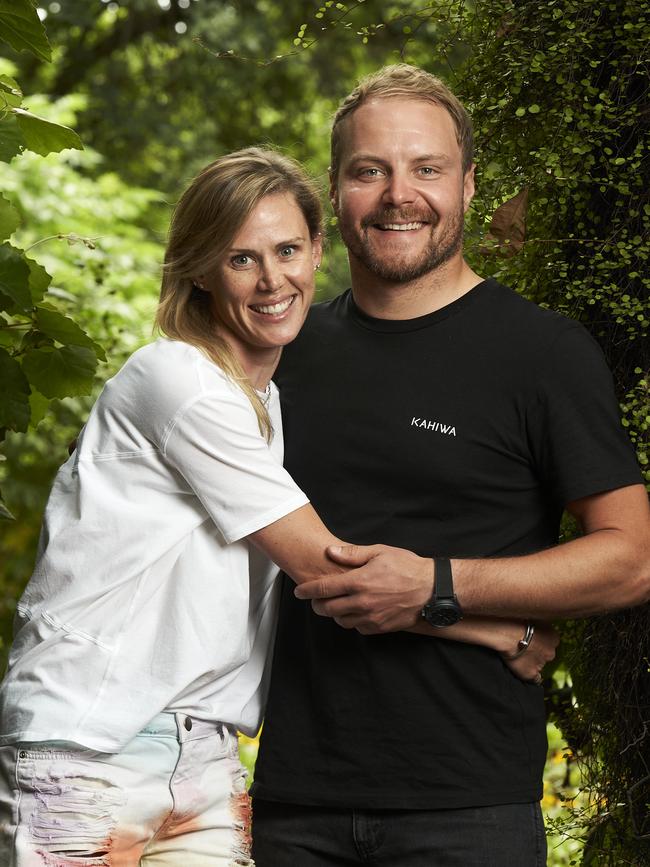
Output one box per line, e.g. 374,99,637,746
312,234,323,271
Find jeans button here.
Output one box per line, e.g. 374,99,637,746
184,716,192,731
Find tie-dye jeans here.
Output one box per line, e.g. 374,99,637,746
0,712,254,866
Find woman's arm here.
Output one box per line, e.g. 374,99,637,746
408,617,559,682
248,504,347,584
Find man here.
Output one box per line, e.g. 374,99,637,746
251,65,649,866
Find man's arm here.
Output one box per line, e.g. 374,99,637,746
247,503,558,671
293,484,650,629
454,484,650,618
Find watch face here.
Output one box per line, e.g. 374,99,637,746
422,600,463,628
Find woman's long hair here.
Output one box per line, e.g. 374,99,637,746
156,147,324,440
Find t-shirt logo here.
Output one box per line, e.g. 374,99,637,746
410,416,457,437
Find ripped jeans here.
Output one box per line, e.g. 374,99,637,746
0,713,254,866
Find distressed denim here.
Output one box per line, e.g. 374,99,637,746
0,713,254,866
252,799,547,866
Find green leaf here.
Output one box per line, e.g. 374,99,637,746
26,255,51,303
528,104,541,114
28,388,50,427
0,0,52,62
0,346,30,432
0,242,31,310
0,74,23,109
0,193,19,240
20,329,53,352
0,493,15,520
36,305,107,361
0,112,25,162
13,108,82,157
22,344,98,399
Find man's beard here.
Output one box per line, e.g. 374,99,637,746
338,206,465,283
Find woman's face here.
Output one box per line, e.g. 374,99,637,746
203,192,321,372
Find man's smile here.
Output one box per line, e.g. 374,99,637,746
374,221,427,231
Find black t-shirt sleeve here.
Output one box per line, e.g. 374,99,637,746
526,323,642,505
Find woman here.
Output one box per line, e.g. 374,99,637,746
0,147,555,866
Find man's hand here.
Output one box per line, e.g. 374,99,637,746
500,621,560,683
294,543,433,633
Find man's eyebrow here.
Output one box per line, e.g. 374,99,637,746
412,153,452,163
347,152,452,165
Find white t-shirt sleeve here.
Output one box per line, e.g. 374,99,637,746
160,385,309,544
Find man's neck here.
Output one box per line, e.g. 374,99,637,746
350,257,484,321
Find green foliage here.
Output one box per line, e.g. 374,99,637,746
454,2,648,498
0,2,90,518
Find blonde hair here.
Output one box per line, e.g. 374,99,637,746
330,64,474,179
156,147,323,441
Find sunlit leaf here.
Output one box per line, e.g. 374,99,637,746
28,389,50,428
0,194,19,240
0,0,52,62
13,108,83,157
0,74,23,109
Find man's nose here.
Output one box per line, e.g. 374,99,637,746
382,171,417,207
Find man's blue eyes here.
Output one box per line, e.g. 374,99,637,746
358,167,438,177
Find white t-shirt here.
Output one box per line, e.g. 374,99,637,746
0,339,309,751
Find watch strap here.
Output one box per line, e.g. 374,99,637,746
433,557,454,600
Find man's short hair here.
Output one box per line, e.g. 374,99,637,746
330,64,474,179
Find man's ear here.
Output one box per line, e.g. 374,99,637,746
463,164,476,213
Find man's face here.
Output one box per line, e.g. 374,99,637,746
331,97,475,283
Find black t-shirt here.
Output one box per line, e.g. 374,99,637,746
252,279,641,810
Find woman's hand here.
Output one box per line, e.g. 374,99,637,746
405,616,559,684
501,621,560,683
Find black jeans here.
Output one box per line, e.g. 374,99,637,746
252,799,547,866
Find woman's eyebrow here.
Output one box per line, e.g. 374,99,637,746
228,236,306,254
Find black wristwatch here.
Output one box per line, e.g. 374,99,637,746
421,557,463,628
